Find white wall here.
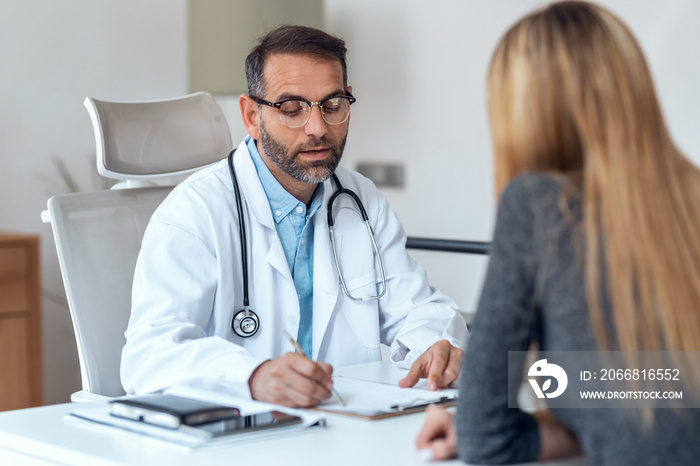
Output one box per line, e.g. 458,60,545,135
0,0,188,404
2,0,699,404
325,0,700,313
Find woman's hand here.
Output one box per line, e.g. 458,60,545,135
415,405,458,461
533,409,582,460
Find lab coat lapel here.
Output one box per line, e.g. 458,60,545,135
233,138,290,279
312,177,340,358
233,139,275,230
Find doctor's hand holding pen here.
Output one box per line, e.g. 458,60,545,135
248,352,335,408
398,340,464,391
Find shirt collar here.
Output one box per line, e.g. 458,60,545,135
247,137,325,223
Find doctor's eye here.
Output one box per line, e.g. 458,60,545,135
321,99,341,113
279,100,307,116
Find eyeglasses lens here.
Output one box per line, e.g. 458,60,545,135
278,98,350,127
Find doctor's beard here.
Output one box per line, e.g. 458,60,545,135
259,120,347,184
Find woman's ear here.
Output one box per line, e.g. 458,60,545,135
239,94,261,140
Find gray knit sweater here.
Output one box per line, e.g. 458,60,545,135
456,173,700,465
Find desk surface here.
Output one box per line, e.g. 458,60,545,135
0,361,586,466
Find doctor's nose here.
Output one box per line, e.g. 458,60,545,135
304,105,328,139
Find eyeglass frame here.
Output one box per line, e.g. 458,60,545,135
249,92,356,128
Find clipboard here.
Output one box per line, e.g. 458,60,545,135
314,394,457,420
312,376,459,420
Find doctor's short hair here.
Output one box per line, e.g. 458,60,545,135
245,25,348,99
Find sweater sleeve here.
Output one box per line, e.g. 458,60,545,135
456,175,551,464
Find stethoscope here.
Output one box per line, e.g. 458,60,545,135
227,149,387,338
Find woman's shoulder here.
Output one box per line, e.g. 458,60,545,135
493,172,582,253
500,172,580,218
501,172,575,204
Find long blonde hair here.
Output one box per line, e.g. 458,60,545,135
488,1,700,354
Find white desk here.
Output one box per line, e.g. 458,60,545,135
0,362,586,466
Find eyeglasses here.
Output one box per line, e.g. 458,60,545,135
250,93,356,128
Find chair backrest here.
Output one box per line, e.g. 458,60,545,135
47,187,172,397
84,92,231,182
45,92,232,398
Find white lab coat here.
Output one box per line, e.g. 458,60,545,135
122,137,468,397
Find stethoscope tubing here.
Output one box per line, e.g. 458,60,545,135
328,174,387,301
227,150,250,312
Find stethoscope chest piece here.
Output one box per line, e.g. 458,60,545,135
232,309,259,338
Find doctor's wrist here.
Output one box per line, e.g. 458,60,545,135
248,359,272,399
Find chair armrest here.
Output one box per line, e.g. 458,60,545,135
40,209,51,223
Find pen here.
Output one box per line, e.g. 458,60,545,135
283,330,346,406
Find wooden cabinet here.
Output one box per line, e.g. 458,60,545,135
0,233,42,410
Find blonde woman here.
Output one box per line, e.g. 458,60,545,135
416,1,700,464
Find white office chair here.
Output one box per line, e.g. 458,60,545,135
42,92,232,401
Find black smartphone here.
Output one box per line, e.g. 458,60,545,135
179,411,303,438
110,394,240,429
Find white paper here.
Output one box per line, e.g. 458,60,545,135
319,376,458,416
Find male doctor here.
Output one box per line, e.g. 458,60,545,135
121,25,468,408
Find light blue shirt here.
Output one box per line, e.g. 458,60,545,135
247,137,323,358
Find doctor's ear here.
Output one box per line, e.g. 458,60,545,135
239,94,261,140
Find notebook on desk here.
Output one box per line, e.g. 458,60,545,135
67,393,325,449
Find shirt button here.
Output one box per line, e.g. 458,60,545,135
296,206,304,214
275,210,282,216
300,239,305,245
297,294,301,300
